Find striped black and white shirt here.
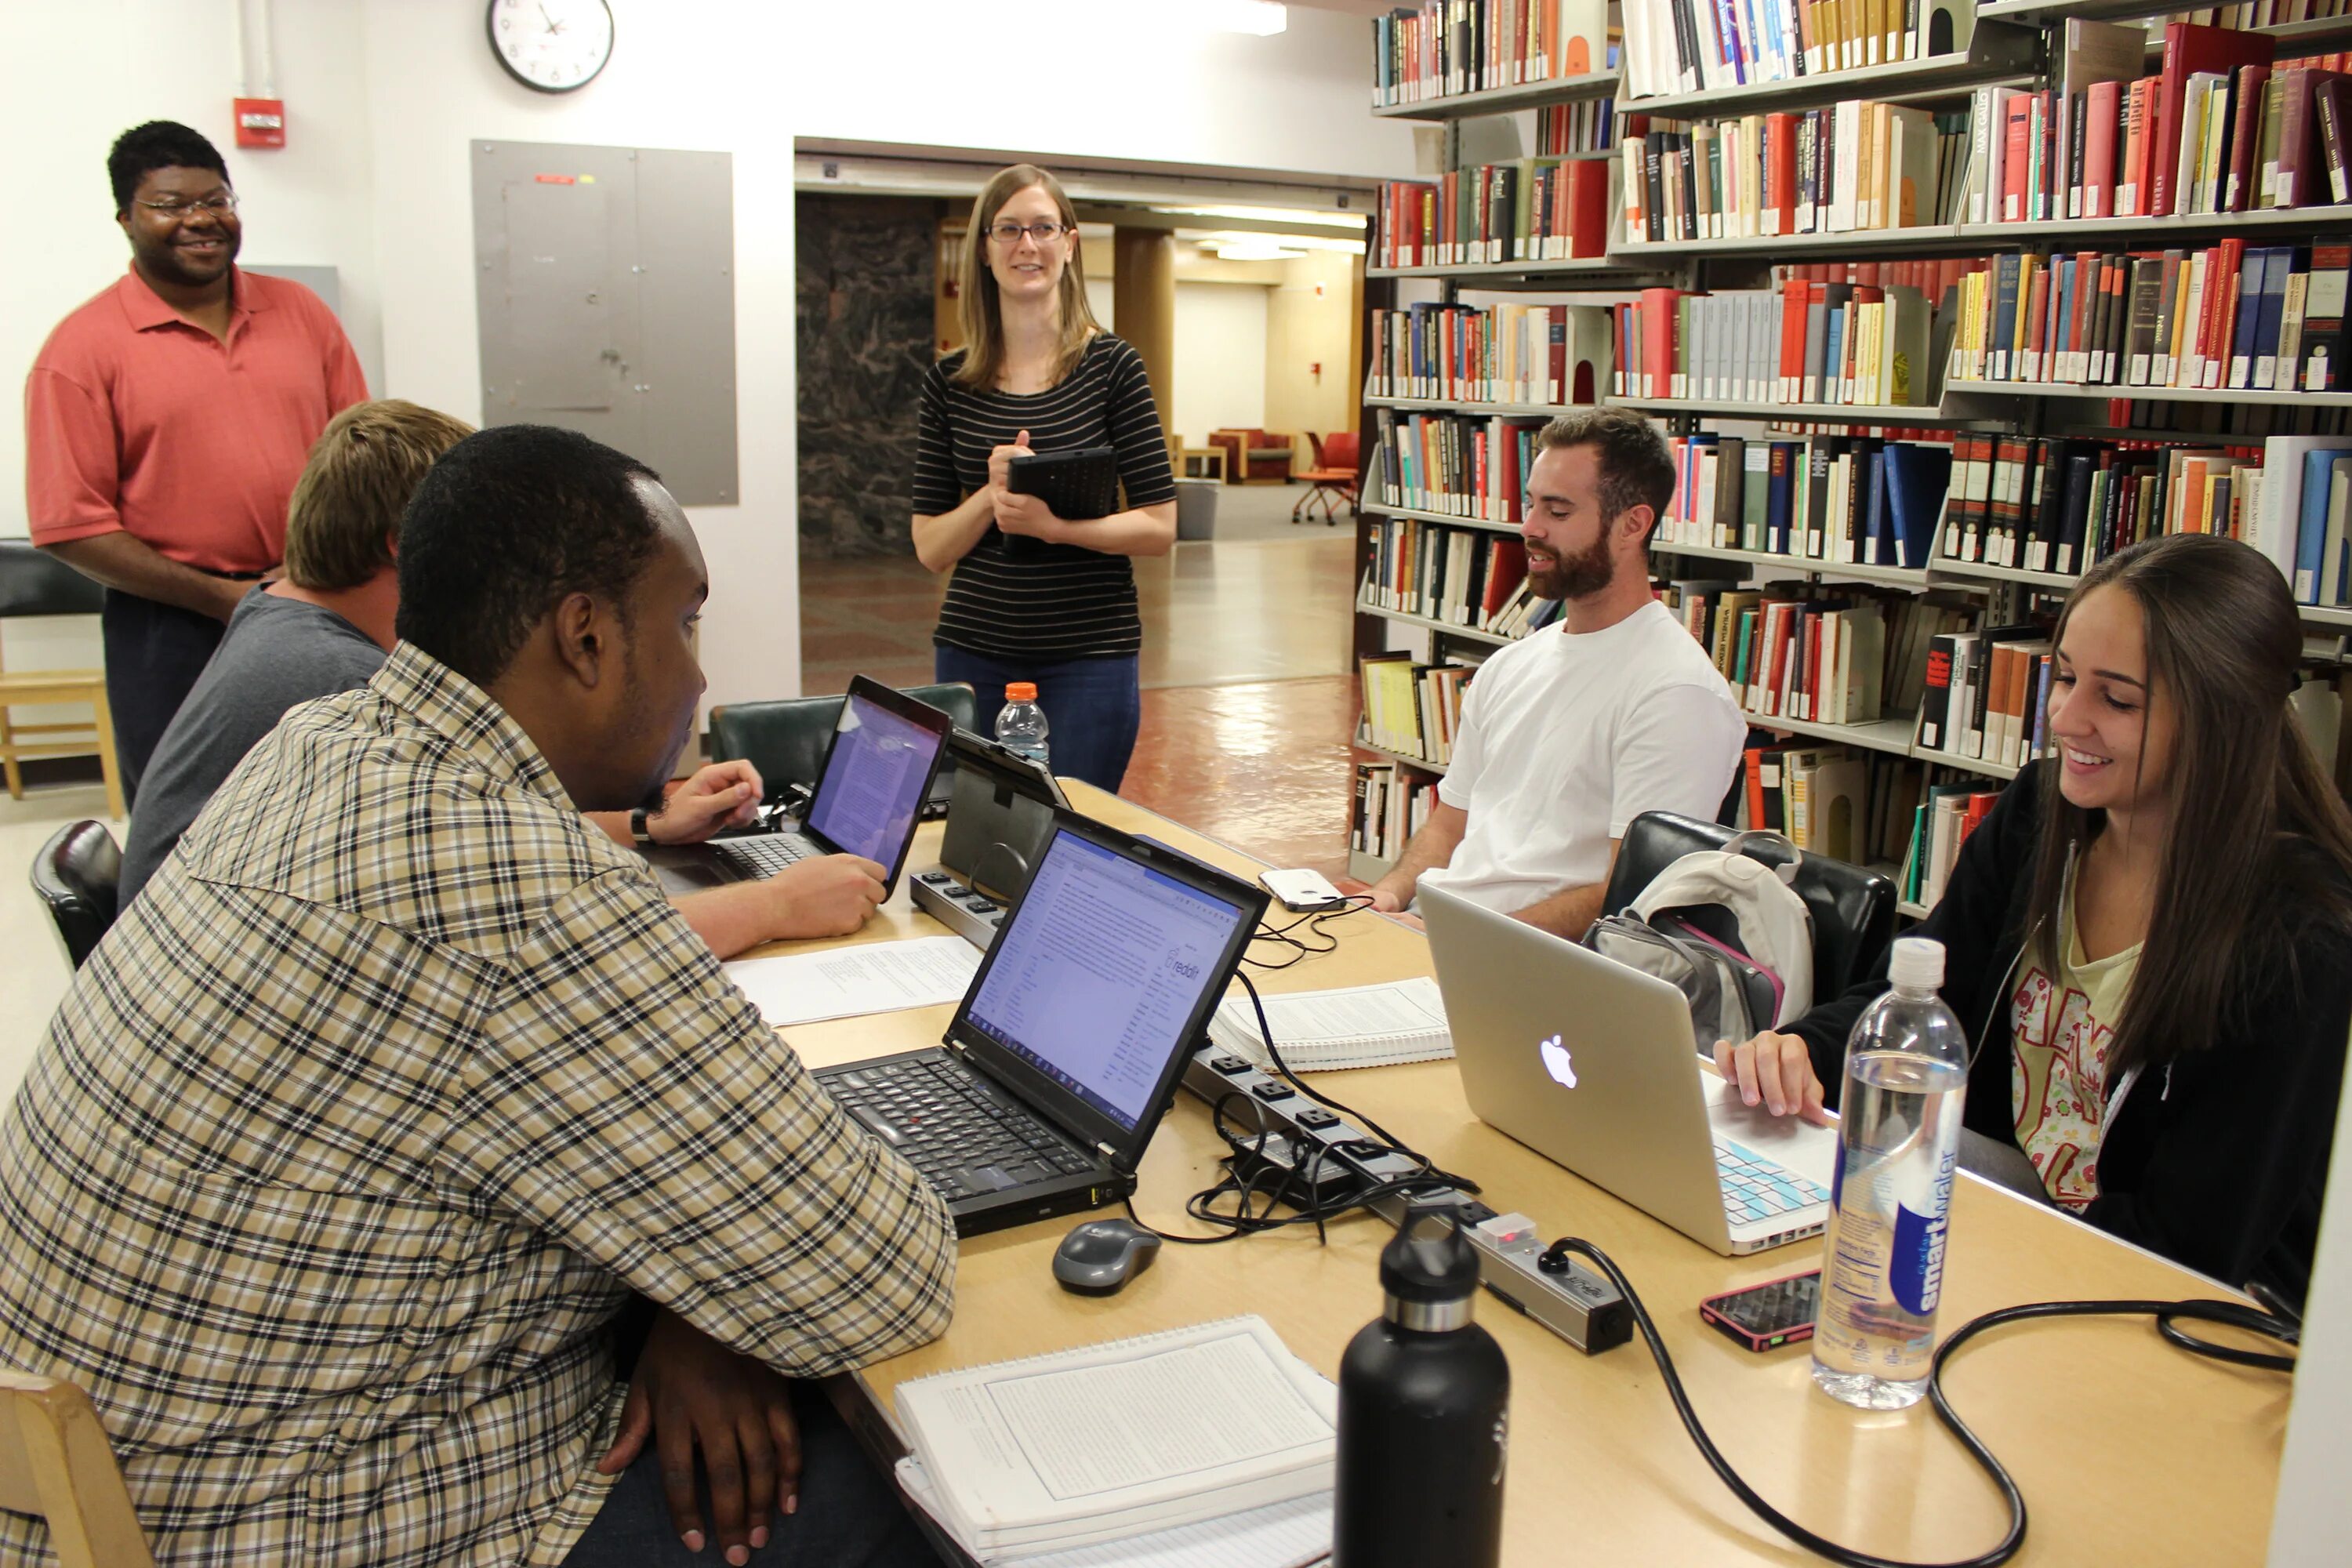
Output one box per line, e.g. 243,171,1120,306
915,334,1177,662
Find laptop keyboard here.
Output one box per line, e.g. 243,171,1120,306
824,1055,1096,1203
713,833,817,878
1716,1139,1829,1226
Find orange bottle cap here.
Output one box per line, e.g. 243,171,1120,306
1005,682,1038,701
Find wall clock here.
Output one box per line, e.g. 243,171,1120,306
486,0,615,94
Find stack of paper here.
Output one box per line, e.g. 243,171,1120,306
1209,977,1452,1071
720,935,979,1026
892,1316,1336,1562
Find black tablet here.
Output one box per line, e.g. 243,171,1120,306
1007,446,1120,521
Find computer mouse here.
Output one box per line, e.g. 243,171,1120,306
1052,1219,1162,1295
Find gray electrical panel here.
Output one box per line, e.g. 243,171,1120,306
472,140,739,505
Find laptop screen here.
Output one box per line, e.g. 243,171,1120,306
803,691,943,865
963,827,1252,1131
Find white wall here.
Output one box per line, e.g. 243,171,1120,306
2268,1044,2352,1565
3,0,1414,707
1171,282,1269,445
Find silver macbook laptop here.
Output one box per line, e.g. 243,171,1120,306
1418,882,1835,1256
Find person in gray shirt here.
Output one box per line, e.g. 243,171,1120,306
118,401,891,956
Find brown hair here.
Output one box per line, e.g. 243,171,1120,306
285,400,475,591
1532,407,1675,542
950,164,1099,392
2021,533,2352,1073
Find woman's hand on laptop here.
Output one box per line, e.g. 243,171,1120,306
767,855,889,938
648,760,768,844
1714,1033,1831,1126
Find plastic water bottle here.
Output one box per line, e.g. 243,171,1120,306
1811,936,1970,1410
1334,1210,1508,1568
995,682,1051,768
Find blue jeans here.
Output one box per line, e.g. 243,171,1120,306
561,1385,939,1566
933,647,1141,793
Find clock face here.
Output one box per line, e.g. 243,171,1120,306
486,0,614,94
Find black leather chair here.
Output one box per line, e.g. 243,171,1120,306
707,683,977,798
1598,811,1898,1006
31,819,122,971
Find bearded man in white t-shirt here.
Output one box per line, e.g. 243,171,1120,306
1368,407,1746,936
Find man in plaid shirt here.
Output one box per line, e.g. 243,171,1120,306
0,426,957,1566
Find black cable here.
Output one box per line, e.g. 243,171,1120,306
1539,1236,2298,1568
1242,895,1375,968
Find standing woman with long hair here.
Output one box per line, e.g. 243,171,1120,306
912,165,1177,792
1717,533,2352,1300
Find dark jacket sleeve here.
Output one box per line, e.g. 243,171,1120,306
2086,916,2352,1297
1786,768,2045,1103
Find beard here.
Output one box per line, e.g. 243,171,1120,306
1526,530,1614,601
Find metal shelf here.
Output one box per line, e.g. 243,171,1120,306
1611,223,1995,261
1897,897,1933,920
1741,710,1921,757
1930,555,2082,592
1911,742,2022,782
1352,732,1447,775
1655,539,1934,588
1346,847,1398,885
1368,253,1655,281
1984,0,2352,54
1946,380,2352,408
1963,201,2352,244
1620,27,2038,118
1362,498,1525,535
1353,598,1519,646
2302,604,2352,630
1611,394,1987,427
1365,394,1566,417
1371,68,1621,122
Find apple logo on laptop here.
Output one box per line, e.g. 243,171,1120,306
1539,1034,1577,1089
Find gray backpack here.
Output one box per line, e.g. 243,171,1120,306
1582,832,1815,1054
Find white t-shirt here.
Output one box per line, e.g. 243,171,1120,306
1420,599,1747,916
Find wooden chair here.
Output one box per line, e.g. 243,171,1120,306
0,543,124,820
0,1370,154,1568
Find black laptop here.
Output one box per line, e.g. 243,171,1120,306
648,675,953,898
815,809,1268,1236
909,728,1069,947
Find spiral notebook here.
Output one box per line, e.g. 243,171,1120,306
1207,976,1453,1071
891,1315,1336,1558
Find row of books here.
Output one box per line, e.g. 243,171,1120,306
1536,98,1622,154
1615,278,1944,407
1374,158,1614,268
1368,408,1549,524
1674,581,1969,728
1732,745,1963,876
1621,101,1970,244
1940,431,2352,608
1919,625,2056,773
1660,434,1953,570
1359,514,1554,634
1352,764,1440,866
1618,0,1980,102
1359,653,1480,764
1905,779,2002,909
1367,300,1610,405
1369,0,1609,107
1946,242,2352,394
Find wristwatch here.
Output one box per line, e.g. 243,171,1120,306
629,807,657,847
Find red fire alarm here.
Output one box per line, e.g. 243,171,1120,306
234,98,285,149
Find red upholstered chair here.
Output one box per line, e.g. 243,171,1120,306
1293,431,1360,525
1207,428,1296,485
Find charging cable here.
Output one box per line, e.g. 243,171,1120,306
1541,1236,2299,1568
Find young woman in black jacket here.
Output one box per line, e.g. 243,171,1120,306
1717,534,2352,1300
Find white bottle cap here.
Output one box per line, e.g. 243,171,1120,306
1889,936,1945,989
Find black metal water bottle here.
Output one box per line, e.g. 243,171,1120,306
1334,1210,1509,1567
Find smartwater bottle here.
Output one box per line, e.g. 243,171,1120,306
1335,1210,1508,1568
1812,935,1970,1410
994,682,1051,768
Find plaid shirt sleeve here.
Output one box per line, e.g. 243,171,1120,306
445,867,957,1376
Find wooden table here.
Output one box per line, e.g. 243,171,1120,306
768,784,2287,1566
1175,445,1227,482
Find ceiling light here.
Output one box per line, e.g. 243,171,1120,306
1210,239,1306,261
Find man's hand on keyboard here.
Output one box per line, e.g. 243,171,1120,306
765,855,889,938
648,760,767,844
1714,1032,1832,1126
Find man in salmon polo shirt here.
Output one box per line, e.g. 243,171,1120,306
25,121,367,800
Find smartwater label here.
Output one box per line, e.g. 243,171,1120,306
1888,1148,1956,1317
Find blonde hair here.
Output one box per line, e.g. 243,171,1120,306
952,164,1100,391
284,400,476,591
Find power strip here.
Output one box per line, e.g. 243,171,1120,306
1180,1047,1633,1355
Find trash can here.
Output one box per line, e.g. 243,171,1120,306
1176,478,1219,542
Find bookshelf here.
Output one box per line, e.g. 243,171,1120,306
1349,2,2352,915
